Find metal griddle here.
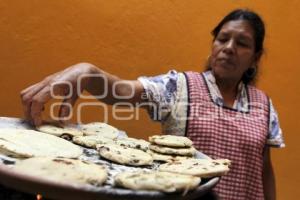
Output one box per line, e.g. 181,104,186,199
0,117,219,200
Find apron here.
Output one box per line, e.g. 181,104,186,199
184,71,269,200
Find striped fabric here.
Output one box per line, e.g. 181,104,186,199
185,71,269,200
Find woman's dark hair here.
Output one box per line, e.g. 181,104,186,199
209,9,265,84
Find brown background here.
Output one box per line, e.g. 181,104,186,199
0,0,299,199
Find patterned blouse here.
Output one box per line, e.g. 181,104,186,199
138,70,285,148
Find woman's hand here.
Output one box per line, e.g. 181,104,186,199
20,62,146,126
20,63,98,126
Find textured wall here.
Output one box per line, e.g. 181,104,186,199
0,0,299,199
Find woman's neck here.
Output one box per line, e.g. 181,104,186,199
215,77,239,107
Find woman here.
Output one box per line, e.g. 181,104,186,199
21,9,284,200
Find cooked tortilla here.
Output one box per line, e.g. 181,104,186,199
0,129,82,158
80,122,119,139
13,157,107,186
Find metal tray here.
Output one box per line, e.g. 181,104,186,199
0,117,219,200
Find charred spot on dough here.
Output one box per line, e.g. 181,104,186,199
52,159,73,165
131,159,140,164
81,160,92,165
213,162,220,165
99,146,110,151
60,133,72,141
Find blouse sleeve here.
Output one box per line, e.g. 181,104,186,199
266,99,285,148
137,70,179,122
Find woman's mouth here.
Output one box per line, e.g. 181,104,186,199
217,58,234,67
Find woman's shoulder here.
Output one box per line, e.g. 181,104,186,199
246,85,270,106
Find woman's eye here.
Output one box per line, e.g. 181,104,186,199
217,38,227,43
237,41,249,47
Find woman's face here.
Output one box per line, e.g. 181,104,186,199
210,20,258,82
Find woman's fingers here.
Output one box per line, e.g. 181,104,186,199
20,82,46,122
21,76,73,125
20,64,95,126
30,86,52,126
29,81,74,126
20,82,41,97
20,74,54,98
58,94,78,121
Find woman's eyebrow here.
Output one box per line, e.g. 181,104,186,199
238,34,253,42
217,32,230,37
218,30,254,43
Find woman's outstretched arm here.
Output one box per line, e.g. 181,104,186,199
20,62,146,126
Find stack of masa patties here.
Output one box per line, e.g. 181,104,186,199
148,135,197,163
148,135,231,179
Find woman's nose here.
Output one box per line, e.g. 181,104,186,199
223,39,235,54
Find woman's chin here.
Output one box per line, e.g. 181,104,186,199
213,65,233,75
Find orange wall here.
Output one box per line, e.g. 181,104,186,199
0,0,299,199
